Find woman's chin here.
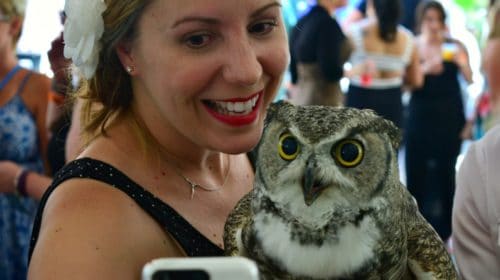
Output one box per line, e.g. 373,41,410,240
219,132,263,155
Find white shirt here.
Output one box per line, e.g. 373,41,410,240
452,125,500,279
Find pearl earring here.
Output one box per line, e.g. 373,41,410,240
126,65,134,74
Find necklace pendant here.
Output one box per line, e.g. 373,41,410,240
190,185,195,200
167,156,230,199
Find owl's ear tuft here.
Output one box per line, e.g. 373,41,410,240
265,100,293,126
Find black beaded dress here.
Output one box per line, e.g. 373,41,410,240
28,157,243,260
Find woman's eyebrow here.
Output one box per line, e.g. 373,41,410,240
172,16,219,28
250,1,282,18
172,1,282,28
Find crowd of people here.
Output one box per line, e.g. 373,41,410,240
0,0,499,279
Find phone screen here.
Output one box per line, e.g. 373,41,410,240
152,270,210,280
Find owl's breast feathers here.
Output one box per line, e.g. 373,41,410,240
224,187,458,279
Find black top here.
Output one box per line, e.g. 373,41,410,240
289,5,346,84
29,158,228,261
406,60,465,140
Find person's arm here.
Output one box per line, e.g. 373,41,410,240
454,40,473,84
0,161,51,200
403,40,424,90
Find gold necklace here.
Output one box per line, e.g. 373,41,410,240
167,156,231,199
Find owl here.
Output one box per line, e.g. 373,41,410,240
224,101,457,280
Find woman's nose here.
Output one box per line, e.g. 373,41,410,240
222,39,263,86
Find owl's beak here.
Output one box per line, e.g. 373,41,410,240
303,157,327,206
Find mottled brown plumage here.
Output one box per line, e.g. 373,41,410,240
224,101,457,279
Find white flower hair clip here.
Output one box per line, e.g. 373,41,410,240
63,0,106,79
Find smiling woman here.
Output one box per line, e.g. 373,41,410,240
27,0,289,279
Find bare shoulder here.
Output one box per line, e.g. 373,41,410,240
20,71,50,110
24,71,51,94
29,178,183,279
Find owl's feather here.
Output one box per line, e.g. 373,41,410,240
224,101,457,279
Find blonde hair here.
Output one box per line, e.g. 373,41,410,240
76,0,151,144
0,0,27,44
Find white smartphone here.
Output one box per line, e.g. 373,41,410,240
142,256,260,280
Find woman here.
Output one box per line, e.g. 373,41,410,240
28,0,289,279
452,124,500,279
345,0,422,129
405,0,472,242
468,0,500,138
483,0,500,116
452,5,500,274
0,0,52,278
288,0,352,107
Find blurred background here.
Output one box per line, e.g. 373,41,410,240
18,0,488,84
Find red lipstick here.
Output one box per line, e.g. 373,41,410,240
204,92,262,126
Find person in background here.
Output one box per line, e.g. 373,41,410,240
345,0,422,129
405,0,472,242
288,0,352,107
28,0,289,279
452,124,500,279
45,10,76,175
0,0,51,278
342,0,374,29
1,36,83,205
464,0,500,139
343,0,421,33
484,0,500,113
0,10,76,201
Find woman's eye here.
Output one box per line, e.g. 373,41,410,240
278,132,300,161
332,139,364,168
248,20,278,36
184,34,212,49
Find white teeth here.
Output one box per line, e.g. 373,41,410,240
214,94,259,115
234,102,244,112
244,100,253,111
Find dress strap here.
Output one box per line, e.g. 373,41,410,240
15,71,33,96
0,65,21,91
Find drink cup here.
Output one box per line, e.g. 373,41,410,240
442,42,457,61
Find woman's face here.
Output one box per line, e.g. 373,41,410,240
420,8,445,37
0,10,13,51
125,0,289,154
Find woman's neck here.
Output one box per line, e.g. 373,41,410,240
120,110,228,175
421,32,444,45
0,52,18,76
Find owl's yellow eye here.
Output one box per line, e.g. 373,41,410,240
333,139,364,167
278,132,300,161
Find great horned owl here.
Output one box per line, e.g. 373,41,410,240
224,101,457,279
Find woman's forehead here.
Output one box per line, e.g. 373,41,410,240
145,0,281,24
